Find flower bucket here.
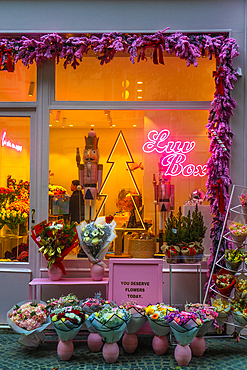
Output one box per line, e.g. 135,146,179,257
3,223,19,237
48,264,63,281
19,221,28,236
90,263,105,281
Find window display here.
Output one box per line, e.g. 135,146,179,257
0,117,30,262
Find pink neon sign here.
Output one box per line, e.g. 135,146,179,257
142,129,207,177
1,131,22,152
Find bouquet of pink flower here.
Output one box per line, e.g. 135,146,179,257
121,301,147,334
185,303,218,337
80,292,107,315
47,293,80,311
7,300,51,349
167,311,202,346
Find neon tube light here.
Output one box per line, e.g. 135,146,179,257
142,129,206,177
1,131,22,152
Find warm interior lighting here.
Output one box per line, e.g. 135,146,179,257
137,81,143,84
137,89,142,92
137,96,142,99
122,91,130,99
49,124,52,127
133,124,137,127
28,82,35,97
56,111,60,122
112,124,115,127
69,124,73,127
91,124,94,127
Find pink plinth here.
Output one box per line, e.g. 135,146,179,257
190,336,206,356
57,339,74,361
152,335,168,355
90,264,105,281
48,265,63,281
174,344,192,367
122,333,138,353
87,333,103,352
102,342,119,363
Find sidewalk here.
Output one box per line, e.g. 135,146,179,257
0,331,244,369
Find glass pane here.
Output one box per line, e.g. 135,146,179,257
0,62,37,102
56,52,215,101
49,109,210,259
0,118,30,262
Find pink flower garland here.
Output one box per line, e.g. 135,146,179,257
0,29,240,284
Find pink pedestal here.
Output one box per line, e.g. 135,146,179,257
102,342,119,363
190,336,206,356
152,335,168,355
57,340,74,361
122,333,138,353
87,333,103,352
90,264,105,281
174,344,192,367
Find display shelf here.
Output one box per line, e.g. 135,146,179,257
203,184,247,334
29,277,109,300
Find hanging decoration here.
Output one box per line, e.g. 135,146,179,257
0,28,240,285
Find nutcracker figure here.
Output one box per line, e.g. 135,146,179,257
77,129,103,222
153,162,175,252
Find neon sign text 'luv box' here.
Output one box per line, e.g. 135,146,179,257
142,129,207,177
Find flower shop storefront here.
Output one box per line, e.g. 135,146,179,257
0,0,245,328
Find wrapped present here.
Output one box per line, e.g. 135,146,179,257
212,268,236,297
162,244,180,264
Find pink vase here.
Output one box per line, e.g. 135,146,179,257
48,264,63,281
122,333,138,353
57,339,74,361
152,335,168,355
174,344,192,367
87,333,103,352
102,342,119,363
190,336,206,356
90,264,105,281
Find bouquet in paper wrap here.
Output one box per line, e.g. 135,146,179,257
185,303,218,337
121,302,147,334
86,304,131,343
234,274,247,300
212,268,236,297
51,305,86,341
167,311,202,346
7,301,51,348
231,298,247,334
211,298,231,327
31,219,79,274
225,249,243,271
76,216,117,266
81,292,111,333
145,303,178,336
47,293,80,312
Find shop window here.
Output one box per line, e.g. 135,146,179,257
0,117,30,262
0,62,37,102
49,109,209,258
55,52,215,101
